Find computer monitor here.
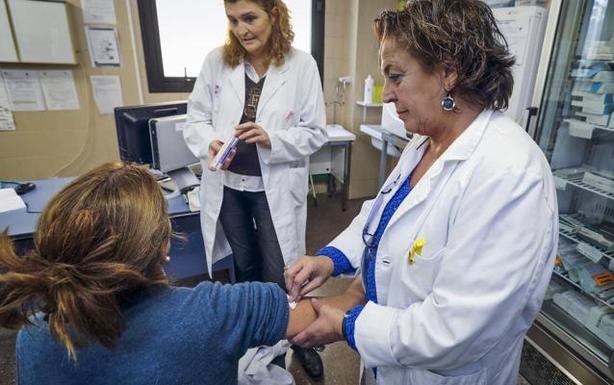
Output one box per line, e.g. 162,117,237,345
149,115,198,173
149,115,199,193
114,101,187,165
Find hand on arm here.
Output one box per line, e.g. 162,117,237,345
285,276,365,344
284,255,334,302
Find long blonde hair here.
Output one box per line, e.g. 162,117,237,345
0,162,171,361
222,0,294,68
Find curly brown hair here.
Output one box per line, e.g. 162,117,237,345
223,0,294,68
0,162,171,361
374,0,515,111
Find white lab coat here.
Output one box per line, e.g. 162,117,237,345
184,47,327,275
329,110,558,385
238,341,294,385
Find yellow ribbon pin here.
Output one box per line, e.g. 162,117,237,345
409,239,426,265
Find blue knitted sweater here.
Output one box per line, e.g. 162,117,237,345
16,281,288,385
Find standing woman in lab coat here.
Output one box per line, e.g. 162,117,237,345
285,1,559,384
183,0,327,376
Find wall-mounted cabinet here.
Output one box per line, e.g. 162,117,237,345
0,0,18,62
0,0,76,64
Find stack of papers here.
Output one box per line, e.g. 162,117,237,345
0,188,26,213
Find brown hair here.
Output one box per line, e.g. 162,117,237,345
222,0,294,68
374,0,515,111
0,162,171,361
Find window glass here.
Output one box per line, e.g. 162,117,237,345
155,0,312,78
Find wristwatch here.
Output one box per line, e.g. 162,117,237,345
342,309,351,340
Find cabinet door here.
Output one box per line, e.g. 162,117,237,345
0,0,18,62
535,0,614,381
7,0,76,64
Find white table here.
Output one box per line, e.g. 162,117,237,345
360,124,410,187
310,124,356,211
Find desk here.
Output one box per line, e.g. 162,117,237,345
360,124,410,187
310,124,356,211
0,177,232,281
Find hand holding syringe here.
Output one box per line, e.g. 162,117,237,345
209,135,240,171
209,122,271,171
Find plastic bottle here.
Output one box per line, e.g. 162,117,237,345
363,74,374,104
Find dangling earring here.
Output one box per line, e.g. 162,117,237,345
441,94,456,112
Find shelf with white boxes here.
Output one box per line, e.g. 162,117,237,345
552,270,614,310
559,215,614,264
565,119,614,140
554,168,614,201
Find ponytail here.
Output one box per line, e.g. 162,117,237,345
0,231,161,360
0,162,172,361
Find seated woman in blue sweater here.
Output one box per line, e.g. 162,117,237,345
0,162,364,385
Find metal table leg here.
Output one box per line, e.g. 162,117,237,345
378,140,388,188
342,142,352,211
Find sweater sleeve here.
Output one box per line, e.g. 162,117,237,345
195,281,289,359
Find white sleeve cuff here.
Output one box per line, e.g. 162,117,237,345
355,301,403,368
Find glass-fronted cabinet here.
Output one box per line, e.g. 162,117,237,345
530,0,614,383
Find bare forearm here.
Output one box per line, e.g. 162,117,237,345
286,276,365,338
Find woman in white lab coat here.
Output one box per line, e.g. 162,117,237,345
184,0,326,281
183,0,327,377
285,1,558,384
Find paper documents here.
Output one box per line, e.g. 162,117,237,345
0,75,15,131
186,186,201,212
0,188,26,213
40,70,80,111
90,75,123,114
86,26,121,67
2,70,46,112
81,0,116,25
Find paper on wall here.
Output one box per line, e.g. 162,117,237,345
85,26,121,67
40,70,80,111
1,70,46,112
81,0,116,25
0,75,15,131
90,75,123,114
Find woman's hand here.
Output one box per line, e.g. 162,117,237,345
290,299,345,348
285,255,334,301
235,122,271,148
208,140,236,171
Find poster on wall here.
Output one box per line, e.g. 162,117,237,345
40,70,80,111
1,70,46,112
0,74,16,131
81,0,116,25
90,75,123,114
85,26,121,67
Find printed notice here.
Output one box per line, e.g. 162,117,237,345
1,70,46,112
40,70,80,111
81,0,116,25
90,75,123,114
0,75,15,131
86,26,121,67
